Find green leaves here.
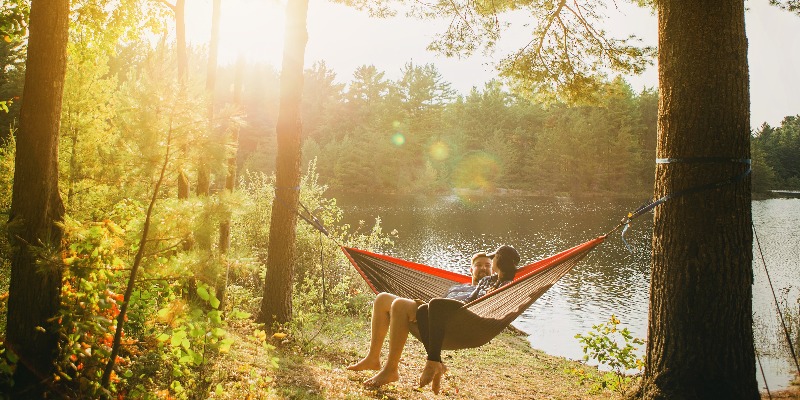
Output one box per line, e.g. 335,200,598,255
574,314,645,393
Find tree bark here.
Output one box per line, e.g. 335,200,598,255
634,1,756,398
219,55,244,256
173,0,190,200
175,0,187,86
196,0,222,198
258,0,309,326
5,0,69,397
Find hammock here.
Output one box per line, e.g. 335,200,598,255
341,235,606,350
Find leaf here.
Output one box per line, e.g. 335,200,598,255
218,338,234,353
208,310,222,325
230,309,251,319
196,286,210,301
272,332,287,339
6,349,19,363
209,293,220,309
157,307,171,319
170,330,187,347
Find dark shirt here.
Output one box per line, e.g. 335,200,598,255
442,283,476,302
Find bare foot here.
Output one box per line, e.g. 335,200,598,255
418,360,445,388
432,364,447,394
347,357,381,371
364,368,400,387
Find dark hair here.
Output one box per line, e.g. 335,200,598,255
488,245,520,280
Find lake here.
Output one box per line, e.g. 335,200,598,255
333,193,799,391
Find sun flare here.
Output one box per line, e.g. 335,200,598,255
185,0,287,66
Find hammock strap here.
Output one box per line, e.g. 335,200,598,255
607,157,752,251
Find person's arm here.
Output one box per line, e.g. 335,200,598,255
464,276,493,303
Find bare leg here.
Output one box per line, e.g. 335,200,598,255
364,297,419,387
348,292,397,371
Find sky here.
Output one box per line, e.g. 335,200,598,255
185,0,800,129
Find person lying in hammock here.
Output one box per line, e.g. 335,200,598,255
347,245,520,393
417,244,520,394
346,251,493,387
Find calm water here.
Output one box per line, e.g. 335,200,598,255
334,193,799,391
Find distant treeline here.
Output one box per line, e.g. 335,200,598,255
210,61,798,196
2,44,797,196
752,117,800,192
215,62,659,196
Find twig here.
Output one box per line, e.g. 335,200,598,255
101,101,175,389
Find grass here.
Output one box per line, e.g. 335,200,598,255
203,315,627,400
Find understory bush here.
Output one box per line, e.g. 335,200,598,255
0,156,392,398
574,315,645,394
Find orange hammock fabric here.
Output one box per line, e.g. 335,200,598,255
341,236,606,350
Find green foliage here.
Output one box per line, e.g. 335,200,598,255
151,283,237,398
770,0,800,16
0,1,29,40
56,216,133,397
0,338,18,395
574,314,644,394
0,136,12,337
752,117,800,191
384,0,657,103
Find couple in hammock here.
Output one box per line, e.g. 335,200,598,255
347,245,521,394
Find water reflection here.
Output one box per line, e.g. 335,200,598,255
333,193,799,391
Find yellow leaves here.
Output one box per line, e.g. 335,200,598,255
3,36,10,43
252,329,267,342
272,332,287,339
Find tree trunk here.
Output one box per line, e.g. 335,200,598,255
634,1,756,399
5,0,69,397
258,0,309,326
219,55,244,256
174,0,190,200
175,0,187,86
196,0,221,198
217,55,244,311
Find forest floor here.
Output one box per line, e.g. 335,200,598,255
198,315,798,400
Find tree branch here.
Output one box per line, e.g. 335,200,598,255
154,0,176,12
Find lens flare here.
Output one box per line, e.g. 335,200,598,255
451,151,500,191
391,133,405,146
429,141,450,160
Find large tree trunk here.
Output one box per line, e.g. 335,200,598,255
5,0,69,397
634,1,757,398
258,0,309,326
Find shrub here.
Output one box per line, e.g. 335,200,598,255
574,315,644,394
